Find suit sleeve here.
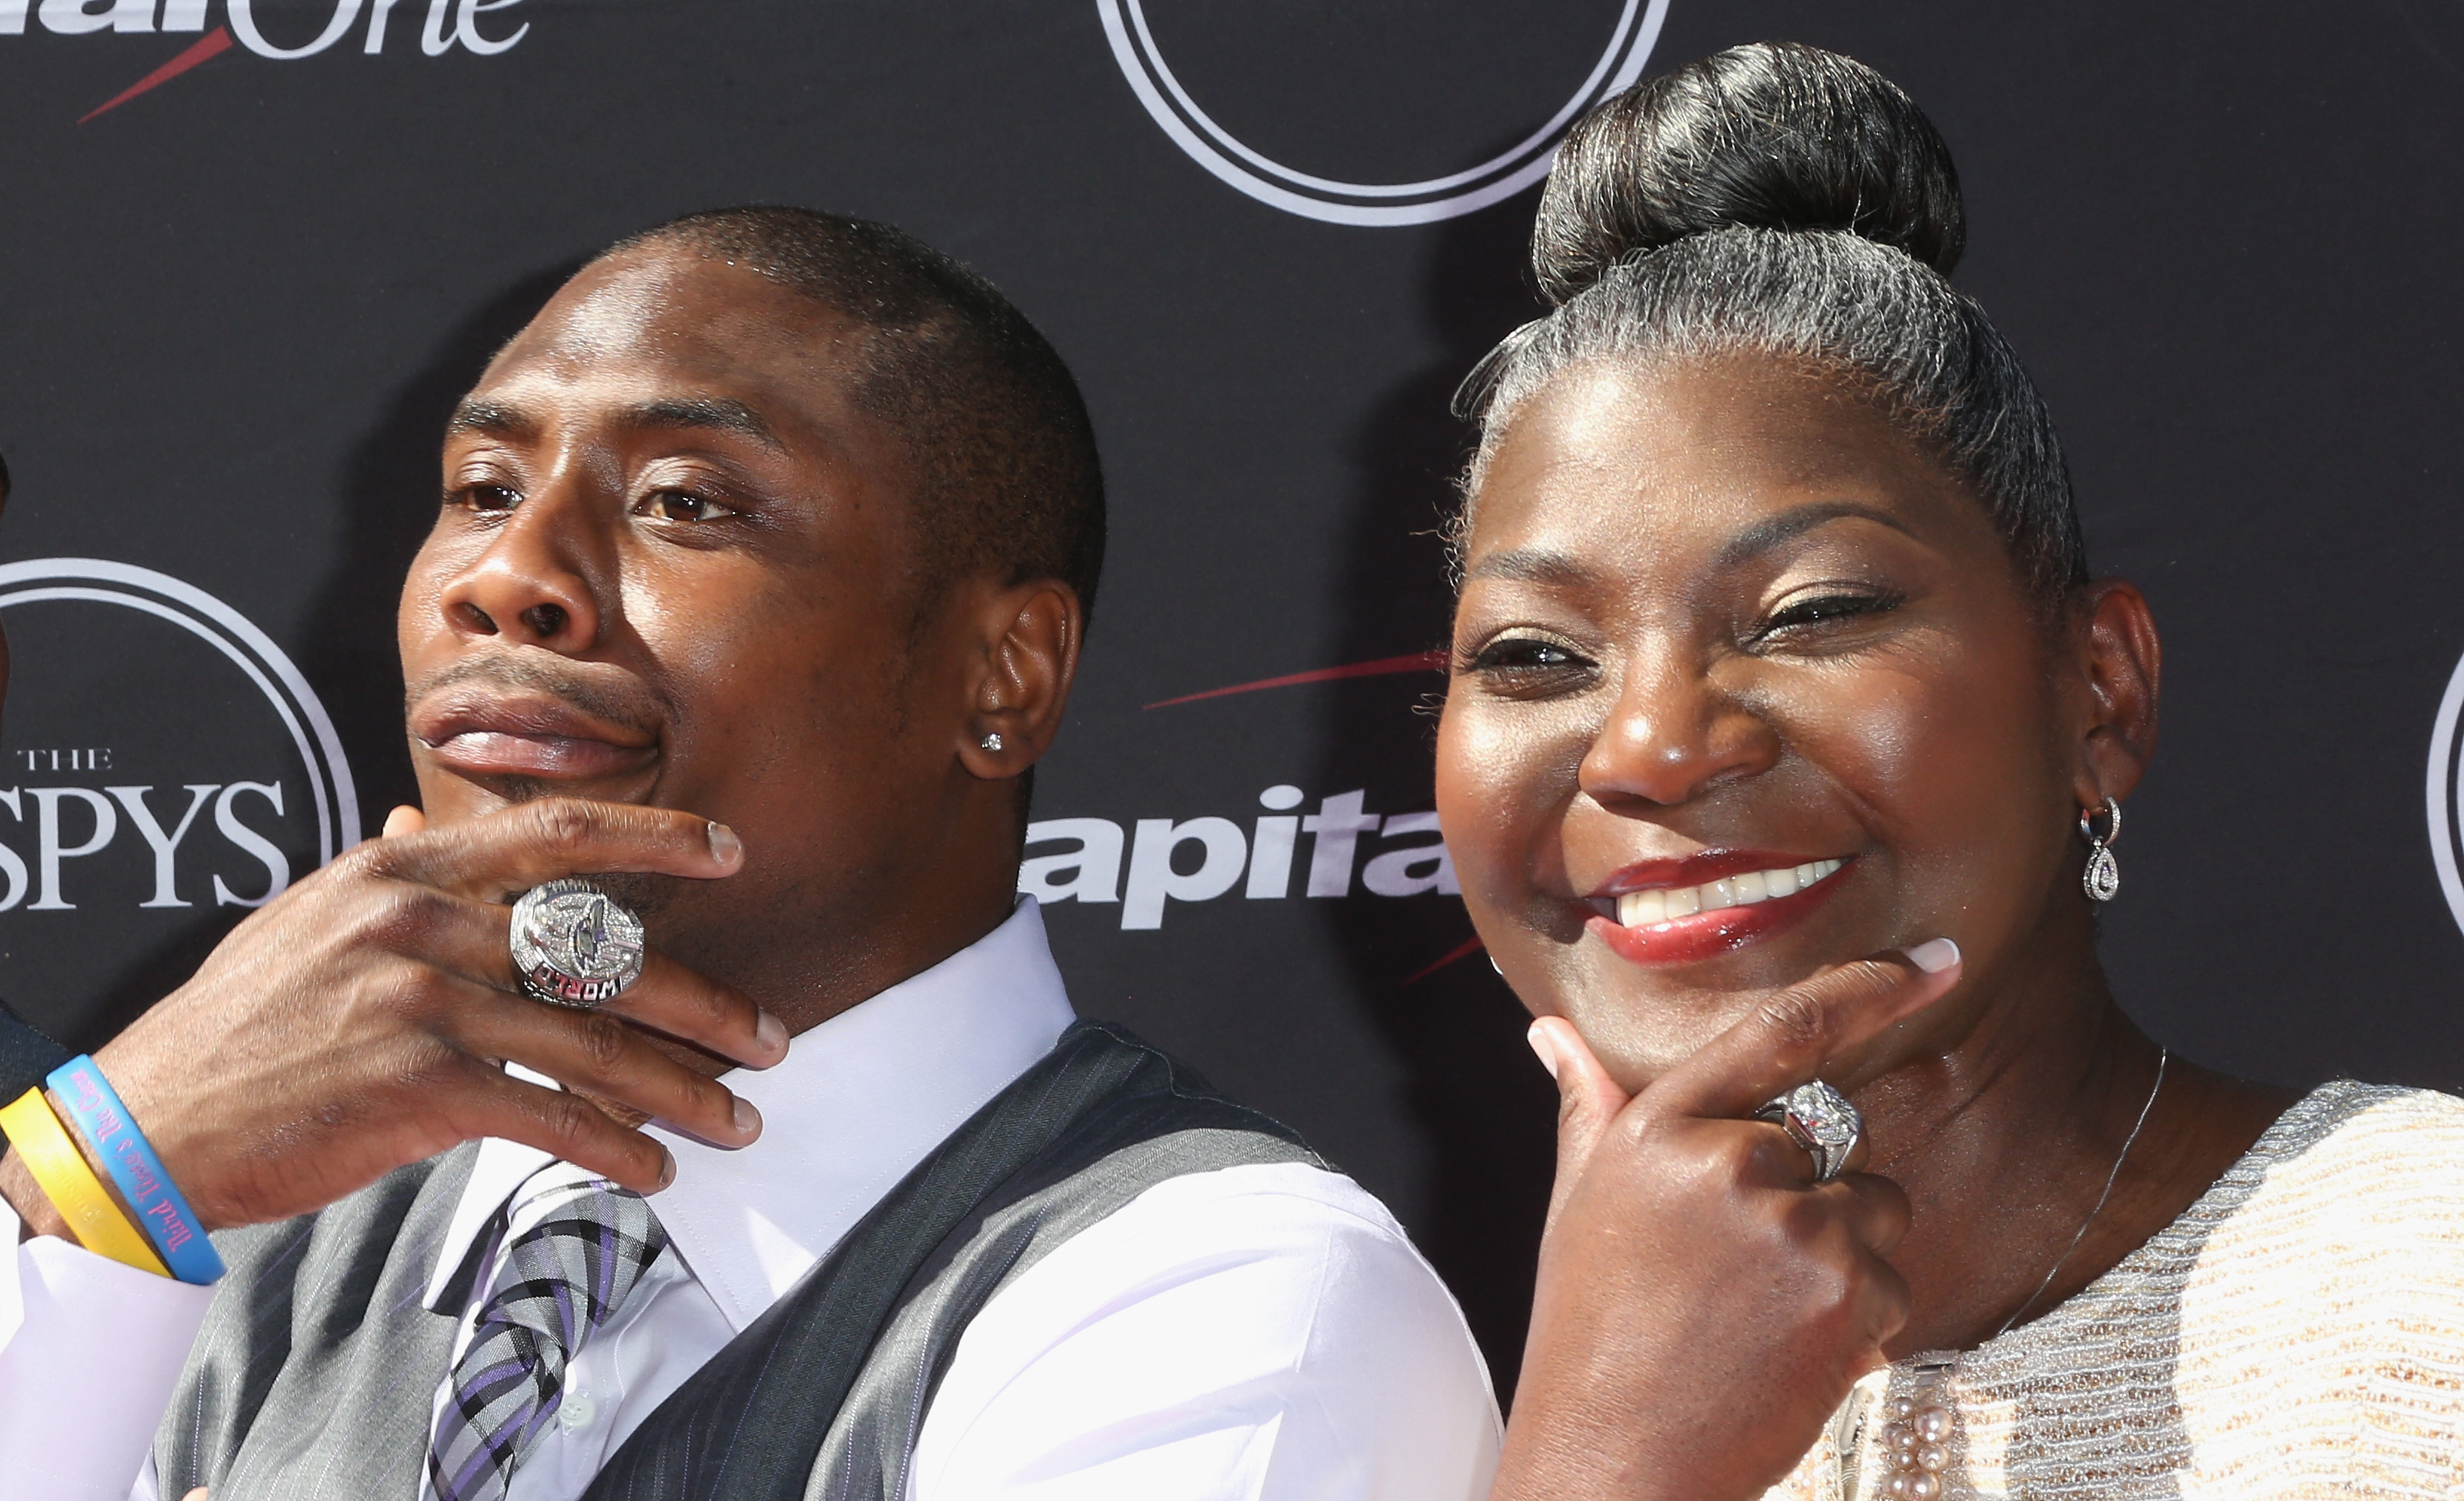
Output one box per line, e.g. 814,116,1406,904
907,1161,1502,1501
0,1193,215,1501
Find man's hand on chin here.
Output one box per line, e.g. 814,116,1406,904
0,797,789,1242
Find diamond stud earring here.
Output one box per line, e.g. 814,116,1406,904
980,732,1004,752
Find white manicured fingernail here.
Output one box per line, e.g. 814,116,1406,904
1526,1022,1559,1080
1903,938,1961,974
707,822,742,865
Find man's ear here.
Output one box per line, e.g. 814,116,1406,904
2073,580,2161,811
955,578,1083,780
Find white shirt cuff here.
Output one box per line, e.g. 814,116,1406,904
0,1193,216,1500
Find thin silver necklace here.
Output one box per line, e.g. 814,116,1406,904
1990,1048,2168,1340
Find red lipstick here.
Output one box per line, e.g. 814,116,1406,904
1585,850,1853,966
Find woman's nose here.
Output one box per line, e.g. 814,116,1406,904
435,493,603,652
1579,655,1780,807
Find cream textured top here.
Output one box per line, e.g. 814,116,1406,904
1766,1081,2464,1500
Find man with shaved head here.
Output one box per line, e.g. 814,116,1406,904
0,210,1499,1500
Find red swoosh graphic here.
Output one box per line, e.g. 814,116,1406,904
1144,649,1447,710
82,27,233,123
1401,934,1486,987
1145,649,1467,979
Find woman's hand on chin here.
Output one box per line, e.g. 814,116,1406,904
1491,941,1962,1501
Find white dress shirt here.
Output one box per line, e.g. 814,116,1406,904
0,899,1501,1501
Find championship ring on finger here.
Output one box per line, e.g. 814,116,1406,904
1754,1080,1862,1184
510,879,646,1010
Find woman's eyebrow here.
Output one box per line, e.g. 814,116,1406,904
1716,501,1916,568
1465,547,1592,588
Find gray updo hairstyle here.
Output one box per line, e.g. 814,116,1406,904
1456,41,2087,602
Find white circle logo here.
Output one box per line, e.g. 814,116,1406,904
0,558,360,864
1099,0,1671,227
2425,649,2464,936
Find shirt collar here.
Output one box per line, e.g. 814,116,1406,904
424,898,1075,1327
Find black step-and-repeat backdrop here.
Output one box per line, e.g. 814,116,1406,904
5,0,2463,1388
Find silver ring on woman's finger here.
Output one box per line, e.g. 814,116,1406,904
1753,1080,1863,1184
509,879,646,1010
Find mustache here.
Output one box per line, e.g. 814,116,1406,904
403,652,668,740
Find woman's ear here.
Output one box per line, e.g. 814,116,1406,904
2074,580,2161,808
955,579,1084,780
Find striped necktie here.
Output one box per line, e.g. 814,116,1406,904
427,1175,670,1501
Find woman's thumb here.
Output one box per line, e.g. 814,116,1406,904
1528,1016,1633,1234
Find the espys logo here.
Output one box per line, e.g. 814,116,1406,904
10,0,528,123
2424,651,2464,939
1099,0,1669,227
0,558,354,917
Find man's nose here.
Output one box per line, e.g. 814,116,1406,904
1578,652,1780,808
436,490,604,652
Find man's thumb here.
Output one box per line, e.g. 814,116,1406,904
1528,1016,1632,1234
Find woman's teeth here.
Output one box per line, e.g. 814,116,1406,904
1615,858,1844,927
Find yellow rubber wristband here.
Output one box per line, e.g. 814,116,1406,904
0,1087,169,1277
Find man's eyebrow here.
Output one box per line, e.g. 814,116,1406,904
1464,547,1595,589
616,397,785,451
1716,501,1916,568
445,399,532,440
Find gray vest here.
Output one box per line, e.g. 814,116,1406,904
152,1019,1323,1501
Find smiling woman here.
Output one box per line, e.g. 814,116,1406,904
1450,42,2464,1501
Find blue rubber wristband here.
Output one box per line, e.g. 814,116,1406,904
45,1055,224,1285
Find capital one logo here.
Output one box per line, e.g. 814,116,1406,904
1028,649,1467,942
1022,785,1457,931
0,560,354,1025
10,0,528,122
1098,0,1668,226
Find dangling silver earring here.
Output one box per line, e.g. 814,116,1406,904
980,732,1004,752
2079,795,2121,901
